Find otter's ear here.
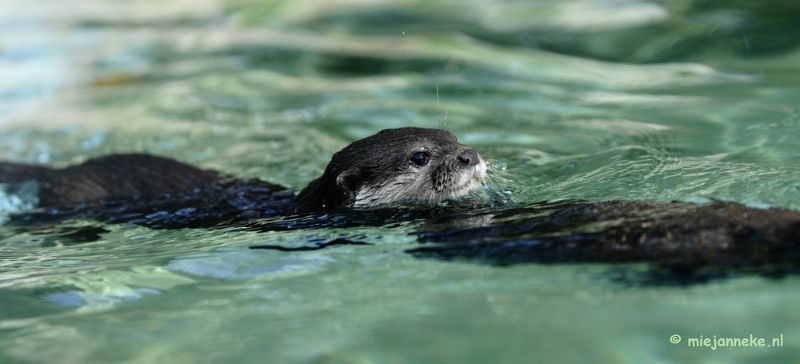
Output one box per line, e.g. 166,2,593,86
335,168,360,194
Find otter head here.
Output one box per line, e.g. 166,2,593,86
294,127,486,214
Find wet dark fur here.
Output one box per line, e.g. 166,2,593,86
294,127,481,213
3,127,800,285
0,154,220,208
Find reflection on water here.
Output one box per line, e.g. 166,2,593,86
2,0,800,363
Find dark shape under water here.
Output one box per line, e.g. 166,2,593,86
407,200,800,285
250,238,371,252
7,191,800,285
3,132,800,285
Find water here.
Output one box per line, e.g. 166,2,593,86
2,0,800,362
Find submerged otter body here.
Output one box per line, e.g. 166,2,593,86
3,127,800,284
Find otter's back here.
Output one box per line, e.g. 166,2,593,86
1,154,220,208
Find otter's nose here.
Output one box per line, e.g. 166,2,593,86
457,149,480,166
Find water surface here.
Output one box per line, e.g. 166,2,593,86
1,0,799,362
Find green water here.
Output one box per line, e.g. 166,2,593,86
2,0,800,362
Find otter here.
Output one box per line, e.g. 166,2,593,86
0,127,486,214
294,128,485,213
3,127,800,284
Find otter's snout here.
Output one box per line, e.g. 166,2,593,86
457,149,480,166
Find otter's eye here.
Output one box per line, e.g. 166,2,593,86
410,152,430,167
